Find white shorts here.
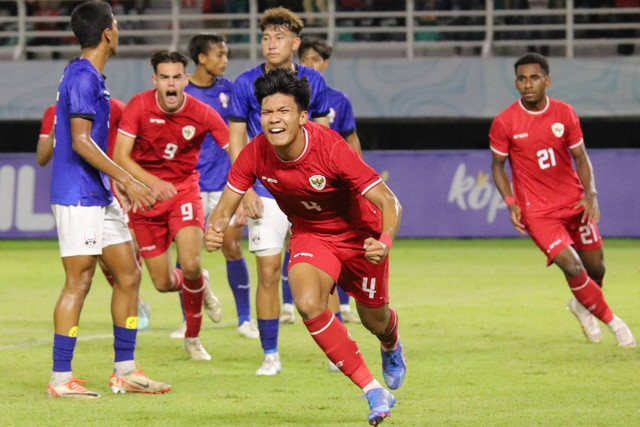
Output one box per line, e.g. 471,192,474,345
201,190,238,227
52,201,132,258
248,197,289,256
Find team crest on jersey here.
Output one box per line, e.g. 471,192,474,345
551,123,564,138
219,92,229,109
309,175,326,190
182,125,196,140
328,107,336,124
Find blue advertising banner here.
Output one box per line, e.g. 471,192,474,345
1,150,638,239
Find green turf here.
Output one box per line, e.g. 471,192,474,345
1,238,639,425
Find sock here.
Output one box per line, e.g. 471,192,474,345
378,307,399,351
52,333,77,374
227,259,251,325
335,311,344,323
113,324,137,363
257,318,279,353
337,286,350,306
281,251,293,305
567,270,613,324
303,309,373,389
181,273,205,338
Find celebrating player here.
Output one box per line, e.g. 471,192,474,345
113,51,228,361
490,52,636,347
206,68,406,425
46,0,168,398
226,6,330,375
167,33,258,340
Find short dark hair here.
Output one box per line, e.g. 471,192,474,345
299,36,333,60
254,68,311,112
514,53,550,76
150,50,189,74
260,7,304,36
188,33,227,65
70,0,113,49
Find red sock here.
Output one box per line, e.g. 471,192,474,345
181,272,204,338
378,307,399,350
171,268,184,292
567,270,613,323
303,309,373,389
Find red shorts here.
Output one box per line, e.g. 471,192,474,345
130,184,204,258
523,205,602,266
288,233,389,308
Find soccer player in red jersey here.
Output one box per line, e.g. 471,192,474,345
114,51,229,361
205,68,405,425
490,52,636,347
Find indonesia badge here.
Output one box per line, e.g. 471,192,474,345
182,125,196,140
309,175,326,190
551,122,564,138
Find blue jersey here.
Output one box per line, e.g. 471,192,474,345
185,77,233,192
228,63,329,197
327,86,356,138
51,58,112,206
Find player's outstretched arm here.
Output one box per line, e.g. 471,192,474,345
204,187,244,252
571,144,600,224
491,151,525,235
363,182,402,264
70,117,155,212
228,121,248,164
113,131,176,202
345,131,363,158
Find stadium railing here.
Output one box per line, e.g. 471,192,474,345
0,0,638,60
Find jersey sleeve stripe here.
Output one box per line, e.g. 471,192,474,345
361,178,383,196
69,113,95,122
490,146,509,157
569,138,584,149
118,128,137,139
227,115,247,123
220,143,230,150
226,182,246,195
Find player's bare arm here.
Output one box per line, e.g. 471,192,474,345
204,187,244,252
36,130,54,166
113,131,177,202
491,151,525,235
571,143,600,224
345,131,363,157
312,115,329,128
228,120,263,219
70,117,156,212
363,182,402,264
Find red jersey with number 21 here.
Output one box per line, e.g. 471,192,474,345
489,97,585,215
118,90,229,188
228,121,382,241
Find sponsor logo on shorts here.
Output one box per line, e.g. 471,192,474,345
293,252,313,258
513,133,528,139
149,118,165,124
182,125,196,140
140,245,157,252
84,231,97,248
552,123,565,138
309,175,326,190
546,239,562,253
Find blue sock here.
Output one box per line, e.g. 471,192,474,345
227,259,251,325
281,250,293,304
52,334,76,372
113,325,137,362
257,318,279,354
335,311,344,324
337,285,350,305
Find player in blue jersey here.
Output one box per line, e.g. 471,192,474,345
295,36,364,327
168,33,259,340
227,6,330,375
46,0,169,399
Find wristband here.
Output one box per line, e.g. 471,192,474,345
504,196,515,207
379,233,393,251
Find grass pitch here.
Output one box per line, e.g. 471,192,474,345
1,238,639,426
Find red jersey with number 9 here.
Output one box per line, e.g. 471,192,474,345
489,96,585,215
118,90,228,189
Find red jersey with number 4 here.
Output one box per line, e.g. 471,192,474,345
228,121,382,241
118,90,229,188
489,96,585,215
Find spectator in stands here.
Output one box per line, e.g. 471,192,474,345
614,0,639,55
26,0,63,59
336,0,374,41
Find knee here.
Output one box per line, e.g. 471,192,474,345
113,267,141,290
179,258,201,278
293,295,323,320
588,264,606,284
221,239,243,261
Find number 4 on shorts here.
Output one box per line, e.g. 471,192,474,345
362,277,376,299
